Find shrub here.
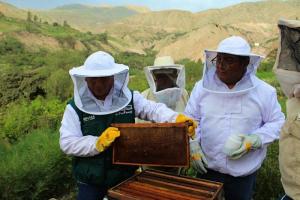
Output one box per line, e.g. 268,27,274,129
53,22,60,27
25,22,41,33
45,69,73,101
0,36,24,54
258,60,275,72
0,11,5,18
97,32,108,44
56,36,76,49
178,59,203,92
114,51,155,70
1,97,65,143
0,129,75,200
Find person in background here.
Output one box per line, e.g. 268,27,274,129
184,36,285,200
137,56,190,174
275,19,300,200
59,51,197,200
142,56,189,112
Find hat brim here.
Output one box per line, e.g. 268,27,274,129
204,49,264,59
147,64,183,69
69,63,129,77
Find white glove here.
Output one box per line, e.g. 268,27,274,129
224,134,262,160
190,140,208,174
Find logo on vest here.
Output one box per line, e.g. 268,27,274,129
83,115,95,122
115,105,133,116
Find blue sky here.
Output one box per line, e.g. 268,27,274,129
2,0,263,12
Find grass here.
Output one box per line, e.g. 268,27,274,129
0,17,22,32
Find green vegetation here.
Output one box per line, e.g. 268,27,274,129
178,58,203,91
0,129,74,200
1,97,65,143
0,14,111,52
0,11,287,200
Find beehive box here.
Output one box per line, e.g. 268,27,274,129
108,169,223,200
112,123,189,167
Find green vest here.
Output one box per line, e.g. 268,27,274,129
68,93,137,187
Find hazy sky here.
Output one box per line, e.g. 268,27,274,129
2,0,263,12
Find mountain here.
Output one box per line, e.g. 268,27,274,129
100,0,300,61
125,5,150,13
0,1,26,19
0,13,124,54
1,0,300,61
35,4,141,32
0,2,145,32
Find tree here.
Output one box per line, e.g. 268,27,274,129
63,20,70,27
26,11,32,22
98,32,108,44
33,15,38,22
0,11,5,18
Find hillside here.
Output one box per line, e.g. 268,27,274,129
0,1,26,19
0,12,128,54
2,1,299,61
35,4,141,32
100,0,300,61
0,2,145,32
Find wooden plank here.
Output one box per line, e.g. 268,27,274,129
143,170,223,200
107,170,224,200
112,123,189,167
136,176,214,197
144,170,222,189
125,181,203,200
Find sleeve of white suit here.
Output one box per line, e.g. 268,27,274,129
252,90,285,145
59,104,99,157
133,91,178,122
184,81,202,141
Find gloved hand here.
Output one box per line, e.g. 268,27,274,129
176,114,197,138
190,139,208,174
228,134,262,160
95,127,120,153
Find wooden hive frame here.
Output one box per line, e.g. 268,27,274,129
108,169,223,200
112,122,189,167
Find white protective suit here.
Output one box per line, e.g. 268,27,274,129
185,36,285,177
60,51,178,157
276,19,300,200
143,56,188,111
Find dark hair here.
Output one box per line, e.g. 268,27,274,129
239,56,250,66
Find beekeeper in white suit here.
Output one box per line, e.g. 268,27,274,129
138,56,189,174
142,56,189,111
184,36,285,200
59,51,197,200
276,19,300,200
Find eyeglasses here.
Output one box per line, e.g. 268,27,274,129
211,55,241,67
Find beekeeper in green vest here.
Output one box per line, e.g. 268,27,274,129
59,51,197,200
276,19,300,200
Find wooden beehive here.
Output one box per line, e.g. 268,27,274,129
108,169,223,200
112,123,189,167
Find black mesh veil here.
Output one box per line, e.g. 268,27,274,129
278,25,300,72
